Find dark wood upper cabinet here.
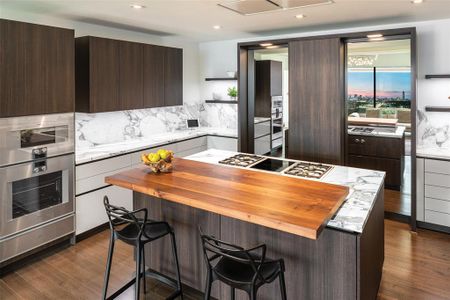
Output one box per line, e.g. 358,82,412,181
255,60,282,117
76,36,183,113
288,38,344,164
143,45,165,108
0,19,74,117
164,47,183,107
119,41,144,110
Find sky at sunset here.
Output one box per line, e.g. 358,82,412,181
348,71,411,99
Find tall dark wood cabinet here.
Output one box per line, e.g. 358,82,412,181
75,36,183,113
288,38,345,164
0,19,74,117
254,60,282,117
164,47,183,107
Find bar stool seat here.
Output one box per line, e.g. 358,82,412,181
103,196,183,300
200,229,287,300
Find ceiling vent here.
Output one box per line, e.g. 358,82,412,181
218,0,333,15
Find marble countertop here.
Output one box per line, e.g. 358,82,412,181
76,127,237,164
348,125,406,138
417,147,450,161
186,149,385,234
254,117,271,124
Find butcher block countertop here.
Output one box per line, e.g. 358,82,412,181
105,158,349,240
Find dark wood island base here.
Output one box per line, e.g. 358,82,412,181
133,184,384,300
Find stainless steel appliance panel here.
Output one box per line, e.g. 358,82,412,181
0,154,74,238
0,215,75,263
0,113,74,167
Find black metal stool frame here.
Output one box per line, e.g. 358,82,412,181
103,196,184,300
199,229,287,300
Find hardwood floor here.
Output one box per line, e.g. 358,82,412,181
385,155,412,216
1,220,449,300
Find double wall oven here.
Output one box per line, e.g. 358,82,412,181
0,113,75,265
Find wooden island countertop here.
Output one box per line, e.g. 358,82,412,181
105,158,349,240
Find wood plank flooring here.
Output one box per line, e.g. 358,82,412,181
1,220,449,300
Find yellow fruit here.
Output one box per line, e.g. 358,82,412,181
160,150,170,160
157,149,165,156
141,154,150,164
150,153,160,163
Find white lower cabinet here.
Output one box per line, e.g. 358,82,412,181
76,185,132,235
207,136,238,151
418,157,450,228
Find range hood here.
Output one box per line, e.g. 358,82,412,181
219,0,333,15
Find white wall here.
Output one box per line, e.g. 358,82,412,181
0,7,201,105
198,18,450,111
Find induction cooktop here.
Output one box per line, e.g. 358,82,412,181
250,158,295,172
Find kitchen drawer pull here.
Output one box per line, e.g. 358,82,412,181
360,139,366,144
355,138,360,143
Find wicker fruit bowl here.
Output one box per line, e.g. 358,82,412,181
141,149,174,173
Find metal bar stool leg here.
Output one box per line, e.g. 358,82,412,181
279,272,287,300
141,245,147,294
135,244,142,300
170,232,184,299
250,286,258,300
102,235,115,300
204,270,212,300
230,286,235,300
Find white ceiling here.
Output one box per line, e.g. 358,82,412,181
2,0,450,42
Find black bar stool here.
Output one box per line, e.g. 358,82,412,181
199,229,287,300
102,196,183,300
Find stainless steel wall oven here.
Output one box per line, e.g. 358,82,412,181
0,113,75,264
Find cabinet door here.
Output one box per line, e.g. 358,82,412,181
348,155,401,188
0,19,74,117
119,41,143,110
270,60,283,96
143,45,165,108
164,47,183,106
89,37,120,112
288,38,344,164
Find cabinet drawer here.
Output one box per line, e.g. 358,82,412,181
425,198,450,214
76,154,131,180
207,136,238,151
425,185,450,201
347,135,403,159
255,135,271,155
76,166,131,195
255,121,271,138
425,159,450,175
348,155,401,188
177,145,207,158
425,173,450,188
425,210,450,227
76,185,132,235
175,137,207,153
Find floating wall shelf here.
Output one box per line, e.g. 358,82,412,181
205,100,238,104
425,106,450,112
205,77,237,81
425,74,450,79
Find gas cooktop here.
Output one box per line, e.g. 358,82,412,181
219,154,264,167
284,162,333,179
350,127,374,133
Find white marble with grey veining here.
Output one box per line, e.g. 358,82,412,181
75,103,238,164
417,109,450,160
186,149,385,234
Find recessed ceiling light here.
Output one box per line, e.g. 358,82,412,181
368,37,385,41
367,34,383,38
130,4,145,9
266,45,280,49
411,0,423,4
213,25,221,30
295,14,306,19
260,43,273,47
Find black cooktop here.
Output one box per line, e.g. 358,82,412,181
250,158,295,172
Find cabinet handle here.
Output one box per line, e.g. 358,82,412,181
355,138,360,143
360,139,366,144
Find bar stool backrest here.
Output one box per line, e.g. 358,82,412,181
199,228,268,284
103,196,148,241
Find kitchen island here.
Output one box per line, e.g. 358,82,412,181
105,150,385,300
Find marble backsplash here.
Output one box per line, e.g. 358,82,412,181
417,109,450,156
76,103,238,149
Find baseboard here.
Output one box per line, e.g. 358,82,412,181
417,221,450,234
75,222,110,242
384,211,411,224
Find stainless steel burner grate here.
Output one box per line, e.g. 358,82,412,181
284,162,333,179
219,154,264,167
